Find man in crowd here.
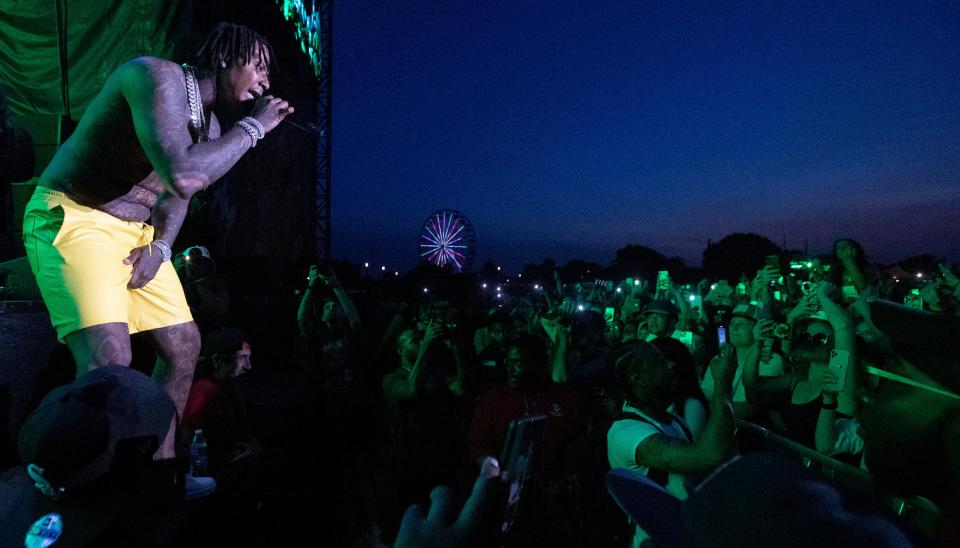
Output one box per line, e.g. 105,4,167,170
383,321,468,512
182,327,259,474
700,303,784,420
470,334,585,481
607,340,737,546
469,334,585,545
565,310,610,386
296,264,363,414
475,310,513,391
20,22,292,476
642,299,704,358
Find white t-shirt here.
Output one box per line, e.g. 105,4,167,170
667,398,708,441
607,403,693,547
701,351,784,403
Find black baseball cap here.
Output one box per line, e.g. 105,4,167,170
18,365,174,496
1,365,175,547
200,327,249,359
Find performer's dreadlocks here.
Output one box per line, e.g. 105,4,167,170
191,22,278,79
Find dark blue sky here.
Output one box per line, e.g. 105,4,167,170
331,1,960,273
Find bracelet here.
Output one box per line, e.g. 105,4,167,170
241,116,265,136
236,120,259,147
235,119,263,147
150,239,172,262
820,398,838,411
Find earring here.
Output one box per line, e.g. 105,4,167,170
220,61,227,68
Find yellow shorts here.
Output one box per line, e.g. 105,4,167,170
22,186,193,340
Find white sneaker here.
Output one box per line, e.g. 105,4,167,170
184,474,216,500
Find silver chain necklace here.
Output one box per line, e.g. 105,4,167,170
181,64,209,142
522,391,542,416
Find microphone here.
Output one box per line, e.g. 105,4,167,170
281,118,324,136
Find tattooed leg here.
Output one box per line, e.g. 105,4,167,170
145,321,201,460
63,323,133,374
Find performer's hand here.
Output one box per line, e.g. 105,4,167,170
249,95,293,133
124,245,164,289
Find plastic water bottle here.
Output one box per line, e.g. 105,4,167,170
190,429,208,476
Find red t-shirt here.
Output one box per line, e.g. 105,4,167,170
182,378,247,450
469,382,585,480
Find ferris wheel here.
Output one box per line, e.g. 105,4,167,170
418,209,477,271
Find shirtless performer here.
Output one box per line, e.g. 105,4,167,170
21,23,291,488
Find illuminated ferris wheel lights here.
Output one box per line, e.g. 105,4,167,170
418,209,476,271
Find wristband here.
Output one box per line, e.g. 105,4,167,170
151,239,172,263
820,398,838,411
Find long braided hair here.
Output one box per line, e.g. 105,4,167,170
190,22,278,79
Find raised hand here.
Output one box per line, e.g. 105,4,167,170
709,345,737,387
818,368,841,398
631,278,650,297
395,457,506,548
939,263,960,289
816,281,841,305
421,320,440,351
308,265,340,289
307,264,321,288
753,268,768,287
787,292,819,323
763,265,780,284
705,280,733,305
248,94,293,133
752,318,775,344
317,269,339,288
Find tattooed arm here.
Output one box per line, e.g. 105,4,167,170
633,347,737,475
151,191,189,248
125,189,190,289
118,57,290,198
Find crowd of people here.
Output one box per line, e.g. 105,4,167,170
3,16,956,548
10,234,957,546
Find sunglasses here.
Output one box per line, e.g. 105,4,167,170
794,332,832,347
864,365,960,400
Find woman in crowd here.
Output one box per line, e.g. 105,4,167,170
743,282,859,450
827,238,876,301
